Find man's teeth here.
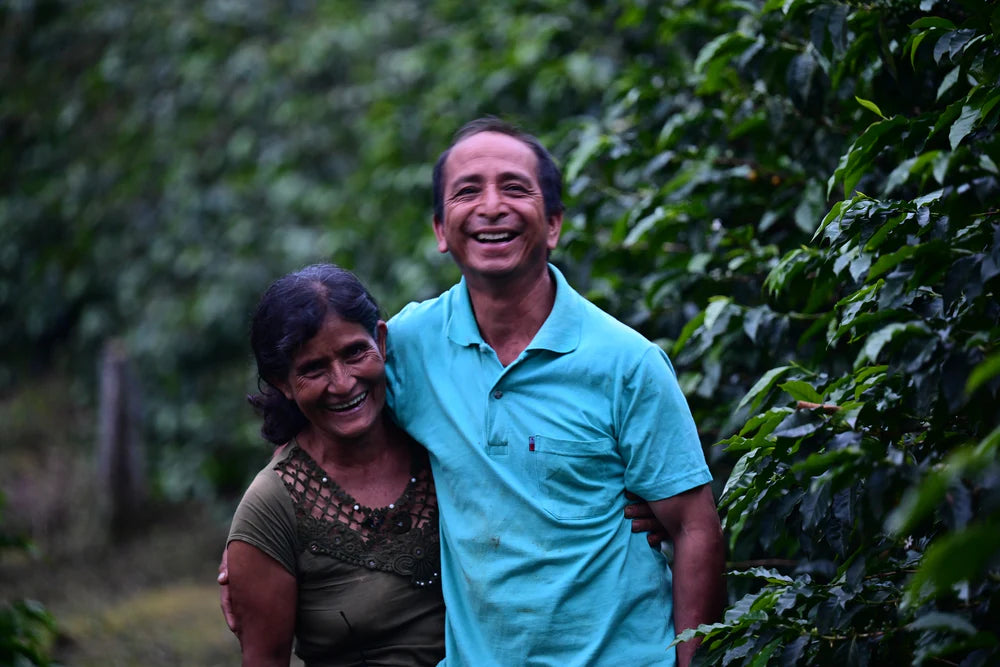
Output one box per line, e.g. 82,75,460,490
329,391,367,411
476,232,514,242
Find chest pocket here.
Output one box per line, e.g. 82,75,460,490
529,435,619,520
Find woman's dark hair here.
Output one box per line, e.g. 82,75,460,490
432,116,564,222
248,263,382,445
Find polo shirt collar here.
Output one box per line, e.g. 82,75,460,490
446,263,581,354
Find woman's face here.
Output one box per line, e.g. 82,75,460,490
277,314,388,445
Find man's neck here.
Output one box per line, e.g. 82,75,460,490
465,266,556,366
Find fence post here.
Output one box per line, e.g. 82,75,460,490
97,339,146,540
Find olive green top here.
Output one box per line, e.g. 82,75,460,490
228,443,445,666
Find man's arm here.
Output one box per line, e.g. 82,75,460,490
218,547,237,633
648,483,726,667
226,540,296,667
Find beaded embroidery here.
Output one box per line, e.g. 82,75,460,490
276,444,440,588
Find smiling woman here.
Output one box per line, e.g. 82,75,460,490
276,314,388,445
226,264,444,667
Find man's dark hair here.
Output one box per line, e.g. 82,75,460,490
247,263,382,445
432,117,564,222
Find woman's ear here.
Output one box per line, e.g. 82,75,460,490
266,376,294,402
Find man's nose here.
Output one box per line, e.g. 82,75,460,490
478,184,507,220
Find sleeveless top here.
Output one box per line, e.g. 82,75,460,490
228,442,445,666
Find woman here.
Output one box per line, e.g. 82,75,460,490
226,263,444,666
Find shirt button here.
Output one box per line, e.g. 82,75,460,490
493,390,503,399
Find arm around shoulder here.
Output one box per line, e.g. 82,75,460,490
648,484,726,667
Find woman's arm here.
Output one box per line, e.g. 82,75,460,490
228,540,297,667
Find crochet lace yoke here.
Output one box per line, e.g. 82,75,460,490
276,444,440,588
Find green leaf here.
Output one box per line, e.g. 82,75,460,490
672,310,706,357
764,247,814,295
909,17,957,30
908,30,931,68
749,637,783,667
949,105,979,150
906,612,977,636
738,407,794,438
829,117,906,197
904,523,1000,608
856,322,929,366
624,206,667,247
966,351,1000,394
694,32,753,74
792,447,861,475
936,66,960,101
721,448,760,505
564,125,607,183
867,244,919,280
887,427,1000,534
779,379,824,403
855,96,887,120
737,366,794,411
865,212,908,250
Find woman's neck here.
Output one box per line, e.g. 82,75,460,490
295,416,412,507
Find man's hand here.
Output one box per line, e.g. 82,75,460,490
218,546,238,634
624,491,669,546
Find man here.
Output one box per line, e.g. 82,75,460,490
222,118,724,666
385,118,723,665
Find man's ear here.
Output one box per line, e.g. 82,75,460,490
546,211,564,251
375,320,388,358
432,216,448,254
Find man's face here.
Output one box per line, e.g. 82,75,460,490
434,131,562,285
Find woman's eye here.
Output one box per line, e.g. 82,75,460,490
345,344,368,359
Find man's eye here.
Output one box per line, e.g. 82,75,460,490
454,186,478,197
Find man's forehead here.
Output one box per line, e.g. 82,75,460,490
445,131,538,178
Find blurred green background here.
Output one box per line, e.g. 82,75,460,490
2,0,998,664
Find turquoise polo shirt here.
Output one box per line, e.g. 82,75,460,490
386,264,711,666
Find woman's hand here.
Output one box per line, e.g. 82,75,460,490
624,491,669,547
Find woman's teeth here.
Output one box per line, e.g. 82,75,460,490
329,391,367,411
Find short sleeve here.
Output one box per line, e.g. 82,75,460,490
618,346,712,501
227,462,299,576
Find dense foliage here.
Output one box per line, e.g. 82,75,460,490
2,0,998,664
559,0,999,663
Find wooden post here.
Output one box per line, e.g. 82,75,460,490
97,339,146,540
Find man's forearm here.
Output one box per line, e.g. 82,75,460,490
671,526,726,666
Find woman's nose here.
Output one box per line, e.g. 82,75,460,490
324,364,353,393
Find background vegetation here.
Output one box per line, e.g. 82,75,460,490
2,0,997,664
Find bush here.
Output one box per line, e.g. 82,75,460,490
563,0,999,663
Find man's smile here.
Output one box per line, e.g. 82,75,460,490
474,231,517,243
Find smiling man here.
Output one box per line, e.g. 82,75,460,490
384,118,725,666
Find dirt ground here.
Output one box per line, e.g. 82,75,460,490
2,502,244,666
